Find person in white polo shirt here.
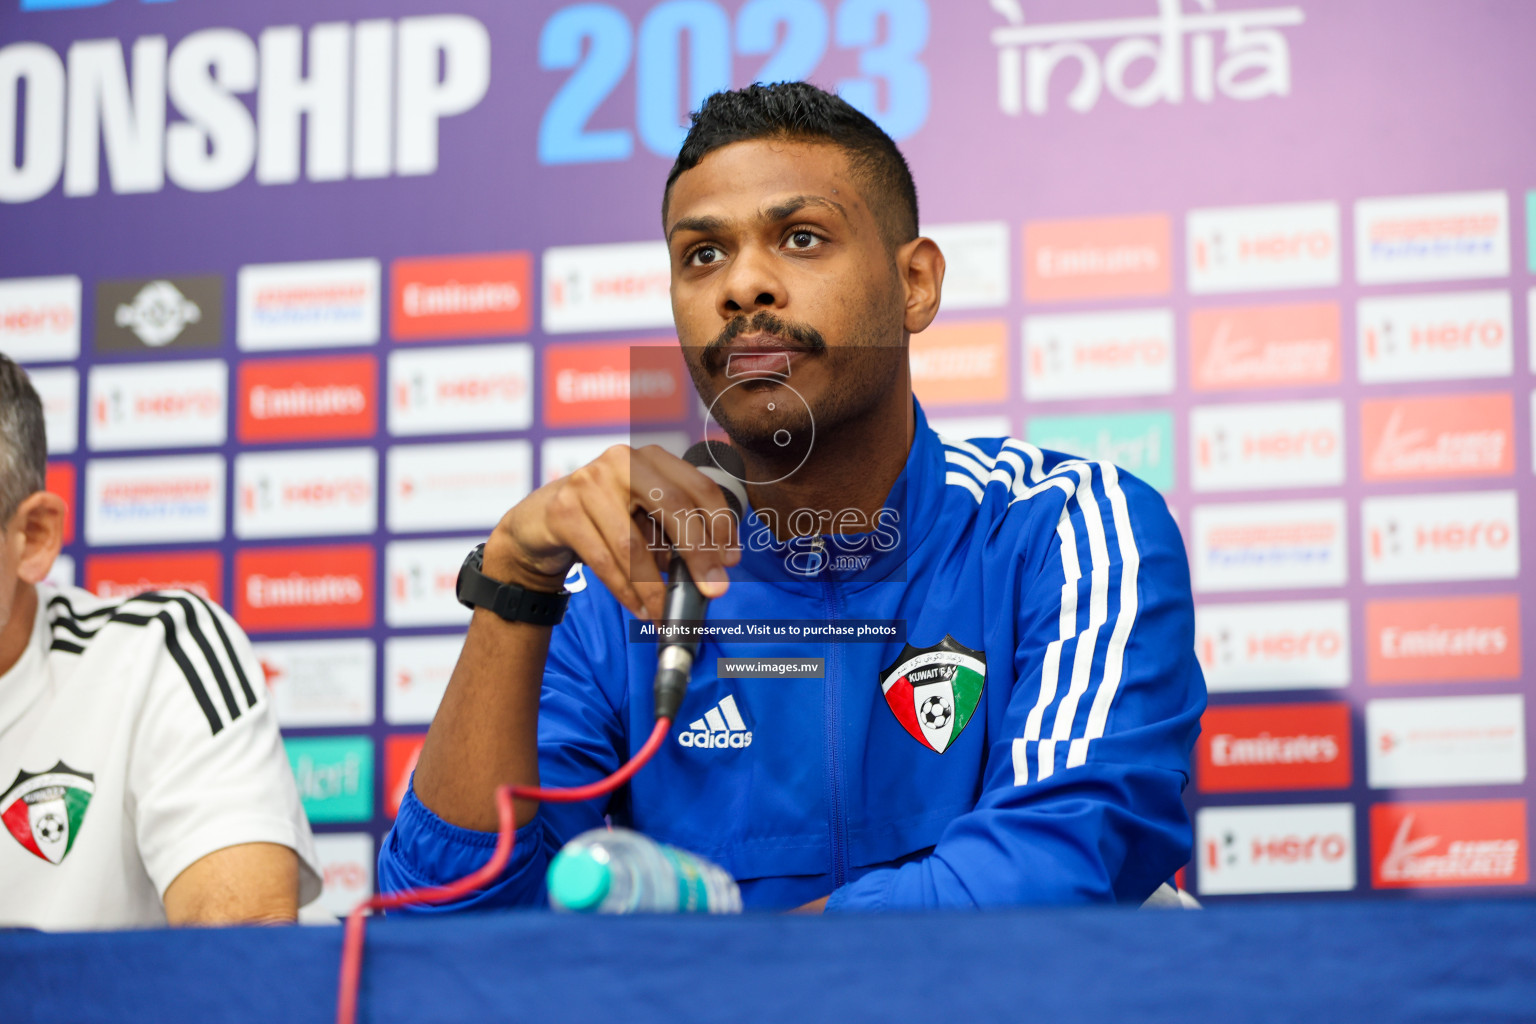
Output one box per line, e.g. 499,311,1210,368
0,353,320,930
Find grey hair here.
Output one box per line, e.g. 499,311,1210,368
0,354,47,525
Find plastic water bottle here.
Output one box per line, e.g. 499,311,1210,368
547,827,742,914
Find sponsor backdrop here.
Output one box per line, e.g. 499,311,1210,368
3,0,1533,909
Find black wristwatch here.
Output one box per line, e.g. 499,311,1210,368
455,543,570,626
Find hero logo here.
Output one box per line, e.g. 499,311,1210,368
1362,393,1512,482
84,454,225,546
0,276,80,362
30,367,79,454
1372,801,1527,889
1023,308,1174,400
1196,803,1355,895
1190,399,1343,492
1357,290,1512,384
234,448,378,540
1355,190,1510,285
1362,490,1518,584
1191,499,1347,593
234,545,375,633
1189,302,1339,391
542,242,672,334
1187,202,1340,294
1366,595,1520,685
991,1,1303,117
87,359,227,451
1195,599,1349,692
385,537,478,628
388,343,532,436
0,17,489,204
310,833,375,918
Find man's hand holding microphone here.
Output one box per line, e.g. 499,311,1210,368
411,443,745,832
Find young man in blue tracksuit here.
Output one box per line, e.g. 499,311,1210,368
380,83,1205,911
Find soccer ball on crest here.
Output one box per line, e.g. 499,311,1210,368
919,695,953,730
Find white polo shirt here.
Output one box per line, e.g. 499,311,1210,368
0,583,321,931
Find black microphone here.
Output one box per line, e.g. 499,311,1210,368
653,441,747,723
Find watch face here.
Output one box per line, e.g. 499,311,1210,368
455,545,485,609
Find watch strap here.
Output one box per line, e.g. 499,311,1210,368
456,544,569,626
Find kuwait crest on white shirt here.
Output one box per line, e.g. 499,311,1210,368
879,636,986,754
2,762,95,865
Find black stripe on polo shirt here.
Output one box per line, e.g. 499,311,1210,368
154,609,223,736
131,593,258,710
131,595,242,723
47,593,225,736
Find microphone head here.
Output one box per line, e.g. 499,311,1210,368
684,440,747,519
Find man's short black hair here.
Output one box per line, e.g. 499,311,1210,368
663,82,919,249
0,354,46,526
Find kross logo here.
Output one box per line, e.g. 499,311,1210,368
1372,800,1528,889
1362,393,1512,482
1190,303,1339,391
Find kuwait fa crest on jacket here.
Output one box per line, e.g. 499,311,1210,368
2,762,94,865
880,636,986,754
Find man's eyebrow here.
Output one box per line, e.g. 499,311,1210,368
666,195,849,243
667,214,727,243
764,194,847,223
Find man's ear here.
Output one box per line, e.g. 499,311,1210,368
12,491,65,586
898,236,945,335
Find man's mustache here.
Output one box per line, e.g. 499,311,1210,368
701,312,827,374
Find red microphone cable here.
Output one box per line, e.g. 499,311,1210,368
335,716,674,1024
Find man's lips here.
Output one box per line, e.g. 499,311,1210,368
714,334,811,377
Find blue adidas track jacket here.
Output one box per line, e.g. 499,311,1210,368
379,400,1206,911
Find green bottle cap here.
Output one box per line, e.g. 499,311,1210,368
548,849,612,912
